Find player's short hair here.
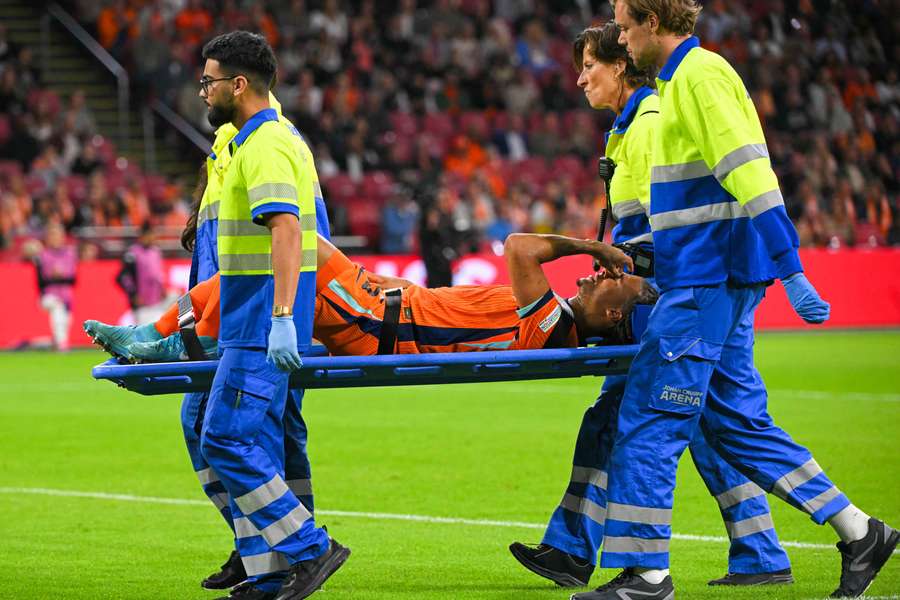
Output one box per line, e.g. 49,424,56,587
201,31,276,95
573,23,656,89
613,0,701,36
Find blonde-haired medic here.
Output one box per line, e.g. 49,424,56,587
571,2,898,600
508,21,793,592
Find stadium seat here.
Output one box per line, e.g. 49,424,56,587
459,111,490,141
0,115,10,146
360,171,395,204
322,174,358,204
389,111,419,137
423,113,456,142
0,160,23,182
61,175,88,204
345,197,382,247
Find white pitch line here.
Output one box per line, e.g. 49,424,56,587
0,486,871,553
773,389,900,403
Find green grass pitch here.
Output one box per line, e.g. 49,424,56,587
0,330,898,599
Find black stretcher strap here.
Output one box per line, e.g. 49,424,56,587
377,288,403,355
177,293,208,361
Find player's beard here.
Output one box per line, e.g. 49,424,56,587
207,99,235,128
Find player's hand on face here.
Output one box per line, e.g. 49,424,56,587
592,243,633,278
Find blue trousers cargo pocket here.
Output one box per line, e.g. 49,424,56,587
207,368,277,441
649,335,722,417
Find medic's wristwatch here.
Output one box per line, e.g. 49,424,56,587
272,305,293,317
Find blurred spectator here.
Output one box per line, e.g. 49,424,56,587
25,222,78,351
0,0,891,256
116,222,167,323
381,191,419,254
419,188,459,287
174,0,213,49
96,0,138,56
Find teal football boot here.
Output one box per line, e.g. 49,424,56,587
129,333,218,362
84,320,163,360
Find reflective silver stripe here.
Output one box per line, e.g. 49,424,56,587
726,513,775,539
650,160,711,184
209,492,230,511
603,536,669,554
235,504,312,546
198,202,220,226
218,219,270,237
650,201,744,232
313,180,322,198
570,466,608,489
560,493,607,525
772,459,823,501
744,189,784,218
611,198,646,220
241,551,290,577
715,482,764,510
196,467,218,486
178,293,195,328
234,475,290,516
248,182,298,203
300,213,317,231
220,253,272,273
302,249,317,270
287,478,313,497
712,143,769,181
802,485,843,515
260,504,311,546
607,502,672,525
621,232,653,245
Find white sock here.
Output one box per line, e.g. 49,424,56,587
828,503,870,543
634,567,669,584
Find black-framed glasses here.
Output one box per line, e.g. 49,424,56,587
199,75,238,94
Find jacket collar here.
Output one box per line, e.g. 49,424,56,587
658,36,700,82
230,107,279,151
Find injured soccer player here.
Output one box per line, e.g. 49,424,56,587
85,232,657,362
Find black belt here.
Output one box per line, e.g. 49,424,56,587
614,243,654,278
177,292,209,361
377,288,403,355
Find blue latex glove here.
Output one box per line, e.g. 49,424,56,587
267,316,303,371
782,273,830,324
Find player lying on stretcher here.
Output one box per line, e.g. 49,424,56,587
85,232,658,362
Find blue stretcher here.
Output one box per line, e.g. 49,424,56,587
91,305,649,396
91,344,639,395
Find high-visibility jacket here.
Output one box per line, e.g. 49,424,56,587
650,36,801,291
217,107,318,351
190,94,330,288
606,86,657,246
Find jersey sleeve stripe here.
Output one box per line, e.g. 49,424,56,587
516,289,555,319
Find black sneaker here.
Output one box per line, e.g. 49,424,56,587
273,538,351,600
708,568,793,586
203,550,248,590
214,582,276,600
830,517,899,598
571,569,674,600
509,542,593,587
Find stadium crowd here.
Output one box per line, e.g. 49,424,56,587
1,0,898,258
0,31,188,258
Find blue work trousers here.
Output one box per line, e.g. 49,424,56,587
200,348,327,591
181,387,314,527
543,373,791,574
599,284,849,569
